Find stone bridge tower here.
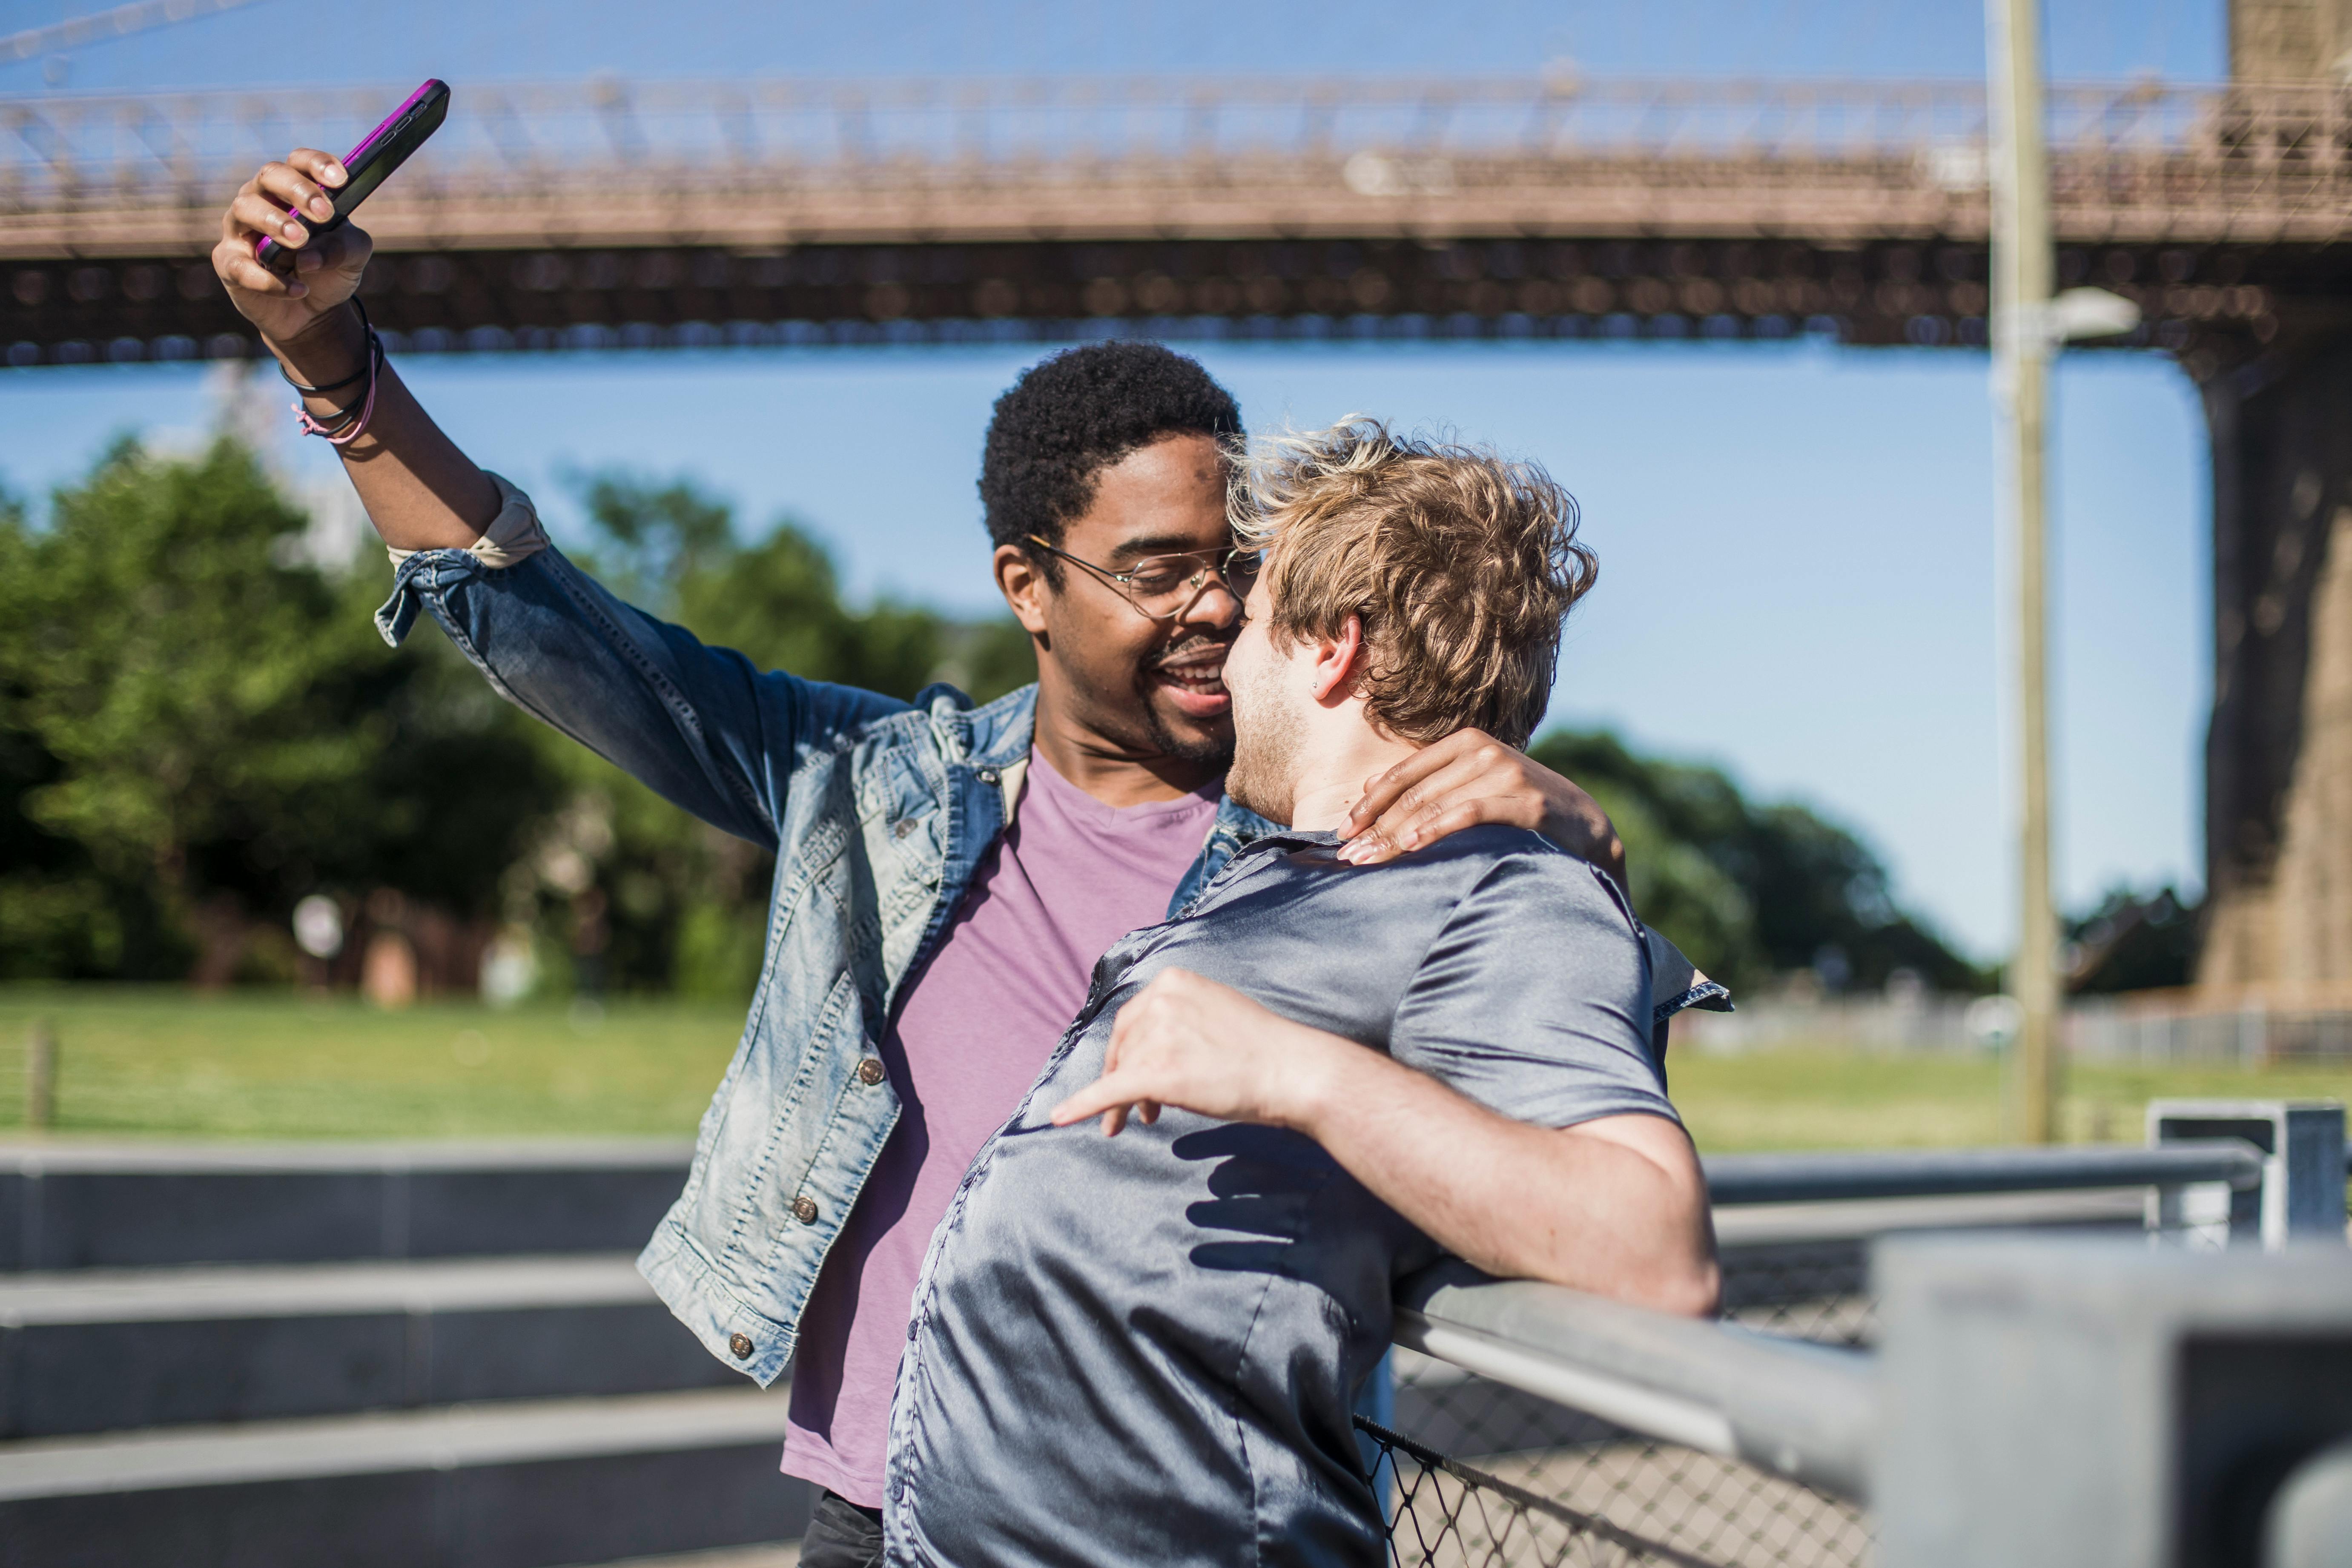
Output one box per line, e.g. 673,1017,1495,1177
2199,1,2352,988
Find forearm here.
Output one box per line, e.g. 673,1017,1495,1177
268,307,499,553
1291,1040,1717,1314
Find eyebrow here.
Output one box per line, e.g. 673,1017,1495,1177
1105,533,1229,563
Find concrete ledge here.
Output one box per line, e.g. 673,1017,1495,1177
0,1141,698,1173
0,1396,810,1568
0,1386,794,1499
0,1254,661,1325
0,1141,692,1271
0,1257,739,1438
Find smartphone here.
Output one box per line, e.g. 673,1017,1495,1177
256,79,451,275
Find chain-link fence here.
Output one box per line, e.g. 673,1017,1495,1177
1373,1243,1873,1568
1359,1417,1727,1568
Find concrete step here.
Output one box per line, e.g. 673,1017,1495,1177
0,1139,691,1271
0,1387,812,1568
0,1255,739,1438
567,1550,798,1568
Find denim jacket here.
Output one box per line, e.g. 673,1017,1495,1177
375,477,1276,1387
377,476,1727,1390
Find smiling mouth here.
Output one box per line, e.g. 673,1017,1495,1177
1149,646,1231,712
1153,662,1227,696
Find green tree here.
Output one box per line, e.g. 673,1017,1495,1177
0,479,158,978
0,438,560,984
1529,728,1987,995
2065,884,2198,994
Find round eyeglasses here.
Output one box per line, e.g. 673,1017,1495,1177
1025,534,1263,623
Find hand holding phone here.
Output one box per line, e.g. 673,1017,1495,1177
255,79,450,275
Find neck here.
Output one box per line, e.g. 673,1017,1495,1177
1031,669,1224,808
1282,723,1420,832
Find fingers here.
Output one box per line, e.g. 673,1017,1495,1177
1050,1073,1135,1127
286,146,349,189
230,189,311,249
1348,800,1508,865
218,154,349,250
1339,737,1464,840
211,237,304,298
1340,752,1524,864
254,159,337,225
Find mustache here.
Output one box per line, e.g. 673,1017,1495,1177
1150,634,1233,669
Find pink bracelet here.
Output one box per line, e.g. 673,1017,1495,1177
290,307,384,446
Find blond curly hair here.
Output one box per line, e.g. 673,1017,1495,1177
1227,418,1596,749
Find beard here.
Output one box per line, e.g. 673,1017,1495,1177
1116,631,1236,769
1139,704,1235,769
1222,651,1306,826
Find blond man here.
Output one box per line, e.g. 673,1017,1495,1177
878,421,1720,1568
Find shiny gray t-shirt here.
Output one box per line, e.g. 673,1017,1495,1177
882,825,1678,1568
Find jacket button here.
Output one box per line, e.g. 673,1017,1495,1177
894,817,917,838
975,766,1000,785
728,1332,754,1360
792,1195,820,1224
858,1058,886,1086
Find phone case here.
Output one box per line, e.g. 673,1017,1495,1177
255,79,449,275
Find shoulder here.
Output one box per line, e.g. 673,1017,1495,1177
1401,825,1637,927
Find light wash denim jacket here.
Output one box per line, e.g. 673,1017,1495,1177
374,478,1276,1387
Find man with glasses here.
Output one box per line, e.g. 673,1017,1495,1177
210,152,1657,1568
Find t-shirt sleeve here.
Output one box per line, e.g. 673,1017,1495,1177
1388,851,1679,1130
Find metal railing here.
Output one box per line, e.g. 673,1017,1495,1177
1398,1262,1874,1502
1372,1101,2347,1568
1701,1139,2266,1204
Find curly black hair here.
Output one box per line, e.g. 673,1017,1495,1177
979,342,1244,581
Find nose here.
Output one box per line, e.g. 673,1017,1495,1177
1172,573,1243,631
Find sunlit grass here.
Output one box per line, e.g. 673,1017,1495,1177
0,986,743,1140
1669,1044,2351,1152
0,987,2343,1148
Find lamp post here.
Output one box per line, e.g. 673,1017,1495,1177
1987,0,2059,1142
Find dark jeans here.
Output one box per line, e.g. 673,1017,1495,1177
799,1489,885,1568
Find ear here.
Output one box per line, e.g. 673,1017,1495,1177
994,543,1054,638
1309,615,1366,705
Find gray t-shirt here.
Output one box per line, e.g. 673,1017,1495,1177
882,825,1679,1568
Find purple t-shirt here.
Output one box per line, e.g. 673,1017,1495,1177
780,748,1222,1506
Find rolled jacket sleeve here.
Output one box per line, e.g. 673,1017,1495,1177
373,473,909,851
380,471,553,577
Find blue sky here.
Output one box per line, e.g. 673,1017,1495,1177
0,1,2228,960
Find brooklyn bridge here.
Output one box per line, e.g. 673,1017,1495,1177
7,16,2352,991
0,73,2344,375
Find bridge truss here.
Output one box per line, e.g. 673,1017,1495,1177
3,75,2349,371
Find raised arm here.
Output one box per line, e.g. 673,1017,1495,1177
211,147,496,552
208,151,915,851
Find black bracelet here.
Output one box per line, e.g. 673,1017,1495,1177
278,298,376,396
295,330,384,435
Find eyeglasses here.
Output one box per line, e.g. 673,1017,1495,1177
1025,534,1263,624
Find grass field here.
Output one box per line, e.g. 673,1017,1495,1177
0,987,746,1141
0,985,2345,1150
